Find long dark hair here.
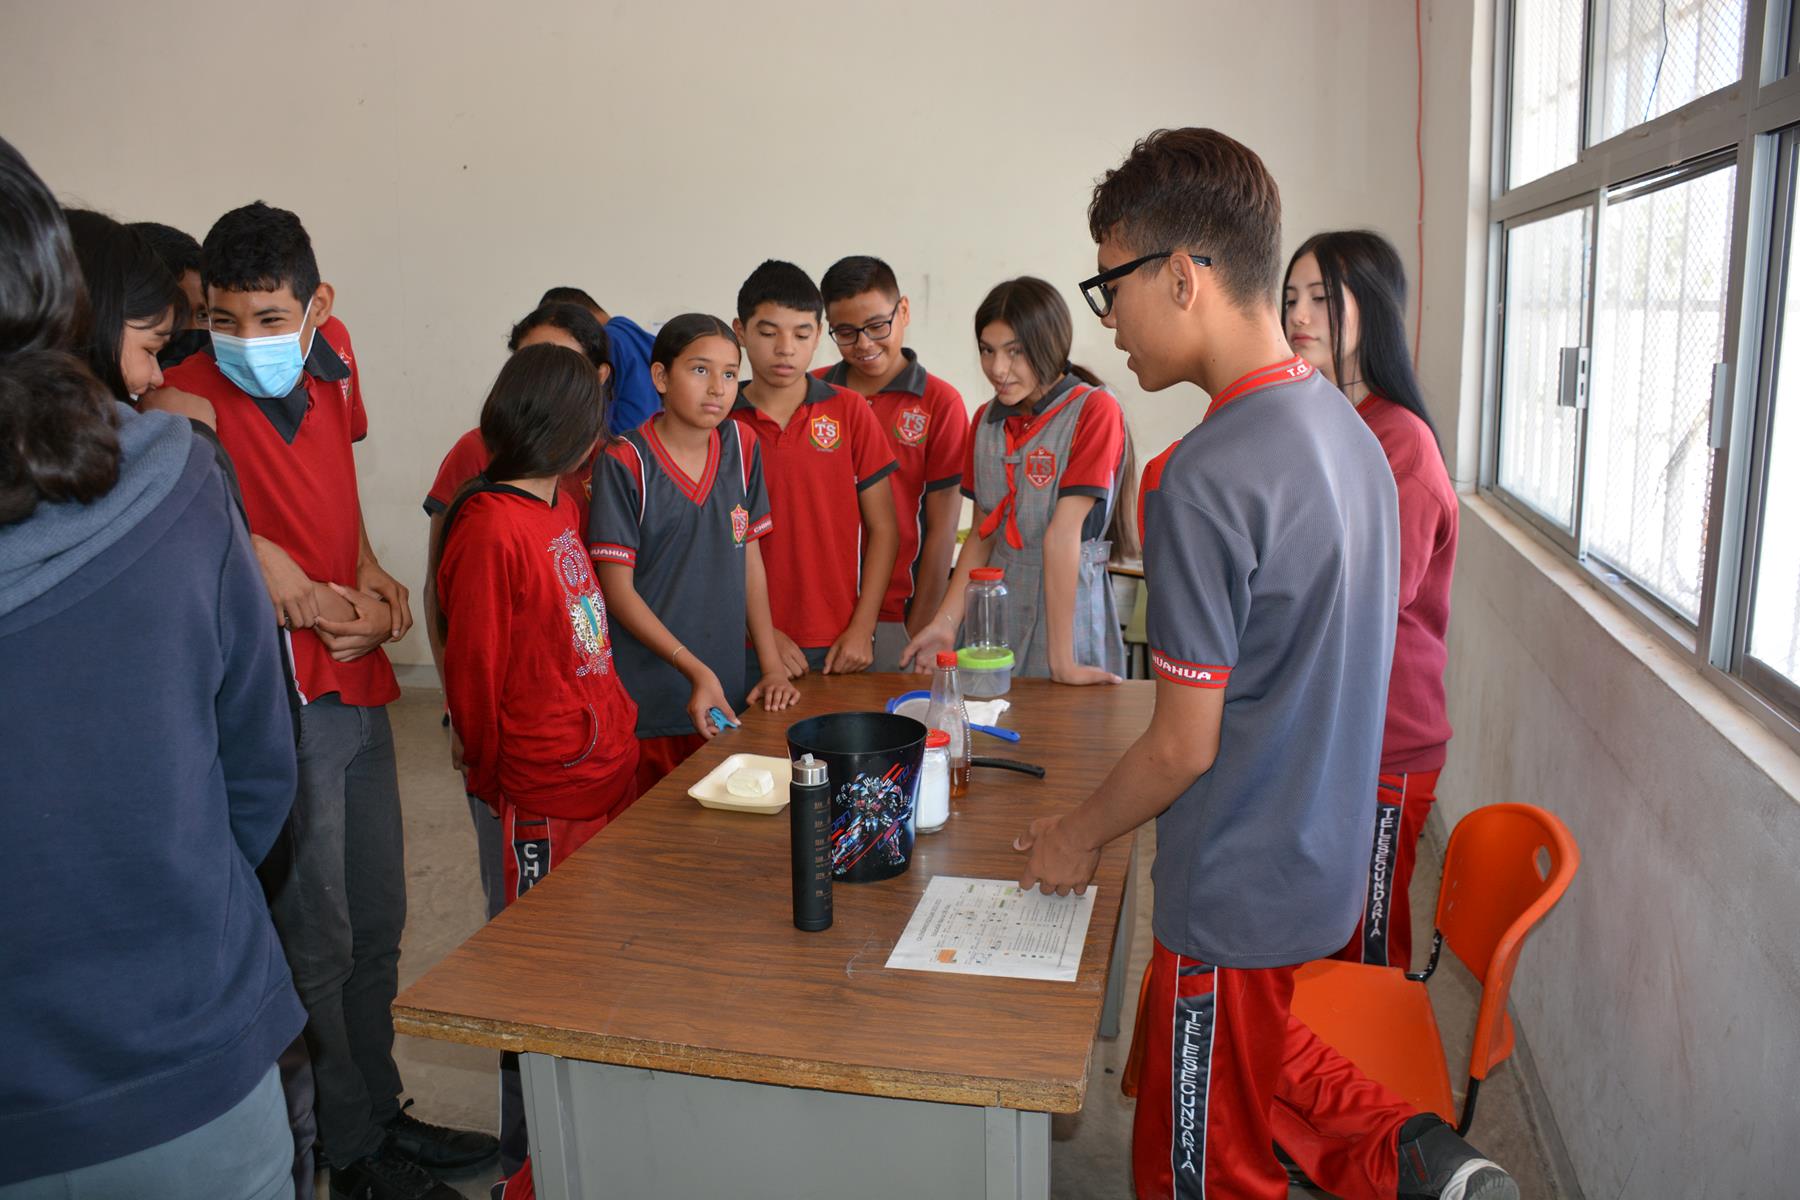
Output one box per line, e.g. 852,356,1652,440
972,276,1138,556
1284,230,1438,445
64,209,184,399
0,138,120,525
429,344,605,635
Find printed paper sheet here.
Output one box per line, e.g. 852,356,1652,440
884,876,1096,982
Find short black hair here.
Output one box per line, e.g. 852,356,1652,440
1088,127,1283,310
129,221,201,279
201,201,321,306
508,301,611,371
540,286,601,312
736,259,821,322
820,255,899,306
64,209,183,397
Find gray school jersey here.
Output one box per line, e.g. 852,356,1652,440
589,420,773,738
1143,357,1399,968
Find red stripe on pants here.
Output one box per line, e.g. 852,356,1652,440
1329,769,1440,969
1131,940,1416,1199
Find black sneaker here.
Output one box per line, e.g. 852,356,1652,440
383,1098,499,1169
1396,1115,1519,1200
329,1147,462,1200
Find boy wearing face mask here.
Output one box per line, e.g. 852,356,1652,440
150,202,496,1200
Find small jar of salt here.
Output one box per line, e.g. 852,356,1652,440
916,730,952,833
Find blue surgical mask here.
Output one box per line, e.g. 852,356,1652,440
212,299,314,399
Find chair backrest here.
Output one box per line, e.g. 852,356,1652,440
1435,802,1579,1082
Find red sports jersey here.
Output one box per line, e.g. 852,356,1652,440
729,376,896,648
162,317,398,707
815,351,966,622
436,486,638,819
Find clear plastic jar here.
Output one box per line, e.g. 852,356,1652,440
959,568,1014,698
916,730,952,833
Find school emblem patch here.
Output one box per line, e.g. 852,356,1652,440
730,504,750,544
1025,446,1057,489
809,413,841,451
895,405,929,446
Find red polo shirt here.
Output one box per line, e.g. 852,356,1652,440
163,316,399,707
815,349,966,622
730,376,896,648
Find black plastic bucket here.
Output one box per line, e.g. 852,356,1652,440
787,712,926,883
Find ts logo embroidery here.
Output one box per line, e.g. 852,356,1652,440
1024,446,1057,489
895,406,929,446
809,413,841,451
730,504,750,545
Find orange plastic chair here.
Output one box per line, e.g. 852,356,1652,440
1288,802,1579,1134
1121,802,1578,1138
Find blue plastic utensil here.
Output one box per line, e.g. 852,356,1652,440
884,691,1022,743
707,706,740,731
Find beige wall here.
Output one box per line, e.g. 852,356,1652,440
0,0,1420,669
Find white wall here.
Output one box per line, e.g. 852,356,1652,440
0,0,1421,669
1419,3,1799,1196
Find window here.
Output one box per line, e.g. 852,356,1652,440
1498,208,1591,528
1488,0,1800,735
1586,163,1736,620
1592,1,1748,143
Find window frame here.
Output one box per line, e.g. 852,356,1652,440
1484,0,1800,747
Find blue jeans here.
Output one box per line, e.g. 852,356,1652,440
0,1066,289,1200
267,695,406,1168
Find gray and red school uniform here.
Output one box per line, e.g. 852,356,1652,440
589,419,772,793
1132,356,1420,1199
815,349,967,666
964,373,1126,677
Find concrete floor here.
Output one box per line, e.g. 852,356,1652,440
363,689,1576,1199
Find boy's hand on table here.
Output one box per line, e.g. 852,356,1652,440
899,615,955,673
1051,662,1123,687
253,535,320,630
686,670,737,740
1014,814,1101,896
356,557,413,641
773,630,809,679
748,672,801,712
823,621,875,674
314,583,394,662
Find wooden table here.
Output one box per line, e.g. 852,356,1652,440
393,674,1154,1200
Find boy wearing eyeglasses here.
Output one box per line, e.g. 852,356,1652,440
814,256,968,670
1015,128,1519,1200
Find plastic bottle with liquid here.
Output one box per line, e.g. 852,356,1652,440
925,651,972,798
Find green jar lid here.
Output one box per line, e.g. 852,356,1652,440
957,646,1015,671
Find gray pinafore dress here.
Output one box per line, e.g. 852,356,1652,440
970,378,1126,678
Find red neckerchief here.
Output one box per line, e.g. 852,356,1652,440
976,386,1091,550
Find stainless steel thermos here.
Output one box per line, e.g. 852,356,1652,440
789,754,832,931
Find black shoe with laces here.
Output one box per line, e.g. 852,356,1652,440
1395,1114,1519,1200
383,1098,499,1170
328,1145,463,1200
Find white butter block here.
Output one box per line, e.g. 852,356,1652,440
725,767,775,798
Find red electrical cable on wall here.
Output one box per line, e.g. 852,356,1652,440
1414,0,1426,363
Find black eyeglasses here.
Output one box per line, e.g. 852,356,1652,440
1078,252,1212,318
829,299,902,347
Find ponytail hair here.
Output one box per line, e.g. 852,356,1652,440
428,344,605,638
1284,230,1440,451
650,312,739,371
0,136,120,526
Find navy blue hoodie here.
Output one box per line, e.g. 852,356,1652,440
0,404,305,1182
